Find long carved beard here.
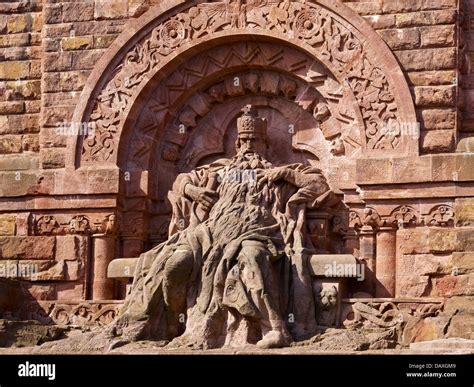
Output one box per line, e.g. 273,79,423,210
230,149,272,170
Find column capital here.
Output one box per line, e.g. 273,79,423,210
378,225,397,232
360,225,375,235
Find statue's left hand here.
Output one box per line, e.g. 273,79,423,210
257,167,291,190
265,167,292,184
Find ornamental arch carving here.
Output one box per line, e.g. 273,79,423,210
68,0,417,170
66,0,417,249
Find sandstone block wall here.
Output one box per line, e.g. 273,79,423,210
0,0,158,301
344,0,460,153
342,0,472,337
0,1,471,338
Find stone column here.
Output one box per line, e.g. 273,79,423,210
359,225,376,295
375,227,396,297
90,214,118,300
395,227,405,298
91,234,115,300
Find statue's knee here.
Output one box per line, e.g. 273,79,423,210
240,242,271,266
164,247,194,283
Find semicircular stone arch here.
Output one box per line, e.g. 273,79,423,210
125,40,364,169
68,0,417,172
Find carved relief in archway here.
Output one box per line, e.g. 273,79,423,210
124,41,362,174
73,0,416,167
118,39,366,245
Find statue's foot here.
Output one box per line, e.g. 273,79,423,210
256,330,289,349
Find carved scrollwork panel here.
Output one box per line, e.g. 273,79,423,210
77,1,414,165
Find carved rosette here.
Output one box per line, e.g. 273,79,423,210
345,204,457,232
293,9,324,42
32,214,118,236
157,19,186,49
425,205,454,227
34,215,61,235
80,0,405,163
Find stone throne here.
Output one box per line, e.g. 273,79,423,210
109,105,361,343
71,0,417,328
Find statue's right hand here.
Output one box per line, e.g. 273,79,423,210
185,185,219,210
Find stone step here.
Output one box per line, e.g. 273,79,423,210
409,337,474,352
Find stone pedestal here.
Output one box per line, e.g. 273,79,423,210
375,227,396,297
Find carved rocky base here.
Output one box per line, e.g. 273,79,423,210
0,296,468,353
340,297,445,329
0,319,65,348
339,297,474,346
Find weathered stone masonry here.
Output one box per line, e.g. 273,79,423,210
0,0,472,341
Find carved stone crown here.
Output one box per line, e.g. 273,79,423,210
237,105,267,137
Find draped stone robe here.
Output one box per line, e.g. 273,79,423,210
118,153,332,348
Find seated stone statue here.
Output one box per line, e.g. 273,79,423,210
111,105,336,349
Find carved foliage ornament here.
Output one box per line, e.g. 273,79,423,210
33,214,118,236
362,208,384,228
35,215,61,235
388,205,419,228
348,210,362,230
425,205,454,227
81,0,402,162
26,301,120,327
346,204,456,231
121,214,145,238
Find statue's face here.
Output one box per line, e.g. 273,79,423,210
237,133,267,155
